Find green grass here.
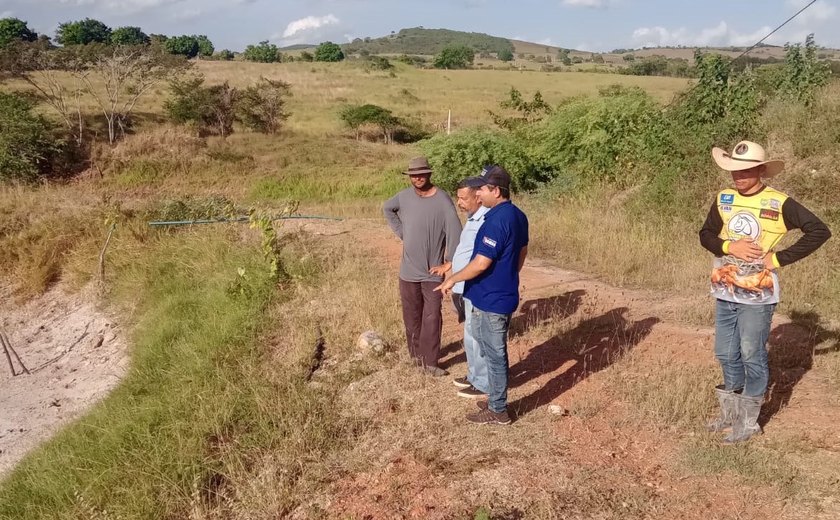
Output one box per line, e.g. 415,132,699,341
0,230,279,518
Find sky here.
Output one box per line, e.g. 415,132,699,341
0,0,837,53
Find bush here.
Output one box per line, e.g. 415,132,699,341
420,128,538,192
110,26,149,46
164,77,238,137
433,45,475,69
0,92,61,182
56,18,111,45
243,40,279,63
164,35,199,58
527,86,668,183
314,41,344,62
215,49,234,61
237,77,292,134
340,104,400,143
0,18,37,47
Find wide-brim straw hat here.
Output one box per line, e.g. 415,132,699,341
712,140,785,178
403,156,434,175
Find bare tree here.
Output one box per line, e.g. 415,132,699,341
1,42,89,145
81,45,189,144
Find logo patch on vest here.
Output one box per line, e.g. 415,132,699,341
759,209,780,221
482,236,497,248
728,212,761,241
720,194,735,204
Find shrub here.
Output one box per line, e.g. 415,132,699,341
237,77,292,134
0,18,37,47
0,92,61,182
164,35,200,58
420,128,538,192
314,41,344,62
55,18,111,45
433,45,474,69
164,77,238,137
527,86,668,184
215,49,234,61
110,26,149,46
243,40,279,63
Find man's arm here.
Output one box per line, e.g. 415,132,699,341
382,193,403,239
699,200,727,256
434,255,492,292
773,198,832,267
517,245,528,273
442,197,463,262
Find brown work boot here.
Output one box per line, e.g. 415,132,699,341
466,407,511,425
476,399,488,410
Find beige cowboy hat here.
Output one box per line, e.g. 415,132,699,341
712,140,785,178
403,156,434,175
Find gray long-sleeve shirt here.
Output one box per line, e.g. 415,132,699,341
383,187,463,283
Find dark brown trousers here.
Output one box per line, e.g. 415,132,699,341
399,279,443,368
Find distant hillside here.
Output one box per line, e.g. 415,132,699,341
343,27,515,56
279,44,315,51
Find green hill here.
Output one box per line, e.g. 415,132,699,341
343,27,515,56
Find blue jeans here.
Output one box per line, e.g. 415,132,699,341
471,307,512,413
463,298,489,394
714,299,776,397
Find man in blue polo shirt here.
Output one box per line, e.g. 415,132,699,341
435,166,529,425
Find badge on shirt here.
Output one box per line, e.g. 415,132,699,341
759,209,780,221
482,236,497,248
720,194,735,204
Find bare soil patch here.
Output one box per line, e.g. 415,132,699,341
320,222,840,519
0,285,127,477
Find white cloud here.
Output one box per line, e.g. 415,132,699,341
632,22,773,48
282,14,339,38
787,0,837,24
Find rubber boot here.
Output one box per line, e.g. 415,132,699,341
723,393,763,444
706,385,739,433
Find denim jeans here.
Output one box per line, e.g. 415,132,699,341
714,299,776,397
464,298,489,394
471,307,512,413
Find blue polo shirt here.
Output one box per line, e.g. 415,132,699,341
464,200,529,315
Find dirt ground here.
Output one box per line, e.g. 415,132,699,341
308,220,840,519
0,284,127,477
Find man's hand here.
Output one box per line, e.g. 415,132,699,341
430,262,451,277
728,238,764,262
762,253,777,271
434,277,456,295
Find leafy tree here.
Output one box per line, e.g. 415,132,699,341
433,45,474,69
110,26,149,45
56,18,111,45
0,91,60,182
236,77,292,134
164,35,200,58
196,35,214,58
498,48,514,62
0,18,37,47
242,40,279,63
339,104,401,143
314,41,344,62
777,34,830,105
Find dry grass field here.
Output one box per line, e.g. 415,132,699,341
1,58,839,519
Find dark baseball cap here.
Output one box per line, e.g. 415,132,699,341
459,176,487,189
473,165,511,191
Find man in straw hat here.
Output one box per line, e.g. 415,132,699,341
700,140,831,443
384,157,462,376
